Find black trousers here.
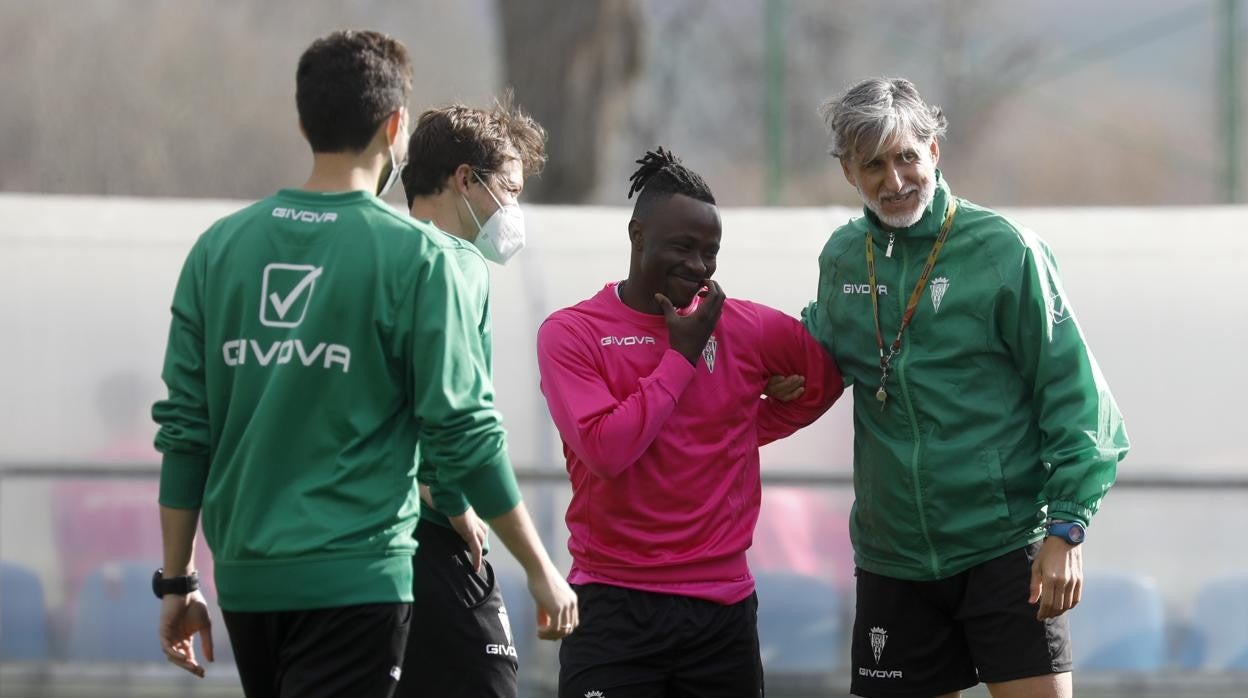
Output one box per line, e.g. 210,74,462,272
559,583,764,698
223,602,412,698
397,519,519,698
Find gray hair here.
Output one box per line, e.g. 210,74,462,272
818,78,947,162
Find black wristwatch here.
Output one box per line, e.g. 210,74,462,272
152,568,200,598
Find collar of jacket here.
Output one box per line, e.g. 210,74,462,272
862,169,952,243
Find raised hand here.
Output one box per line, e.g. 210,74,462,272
656,279,725,365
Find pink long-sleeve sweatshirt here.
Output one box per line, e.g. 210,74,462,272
537,282,844,604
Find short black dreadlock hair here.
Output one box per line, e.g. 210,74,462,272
627,147,716,218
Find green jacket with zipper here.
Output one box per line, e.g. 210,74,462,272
803,172,1128,581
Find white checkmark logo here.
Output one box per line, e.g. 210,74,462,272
260,264,323,328
269,267,322,319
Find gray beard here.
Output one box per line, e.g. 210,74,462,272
860,179,936,229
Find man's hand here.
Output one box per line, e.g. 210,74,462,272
448,507,488,573
1028,536,1084,620
656,279,725,365
528,563,580,641
764,374,805,402
158,589,214,677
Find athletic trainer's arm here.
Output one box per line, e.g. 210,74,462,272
537,317,695,479
153,236,213,509
1001,237,1129,527
406,249,520,519
152,236,214,677
755,306,845,446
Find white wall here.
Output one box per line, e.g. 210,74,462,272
3,194,1242,474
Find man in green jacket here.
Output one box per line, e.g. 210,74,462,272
396,97,551,698
804,77,1129,698
152,31,575,697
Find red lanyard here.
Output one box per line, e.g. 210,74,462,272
865,197,958,410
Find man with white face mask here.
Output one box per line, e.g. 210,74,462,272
398,98,568,698
803,77,1129,698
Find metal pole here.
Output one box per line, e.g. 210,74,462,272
765,0,785,205
1222,0,1243,203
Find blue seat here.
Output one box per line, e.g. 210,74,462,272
1186,575,1248,670
68,560,162,662
756,571,845,673
0,560,51,659
1070,571,1166,671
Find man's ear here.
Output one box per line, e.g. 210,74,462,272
382,108,405,147
452,163,475,195
628,218,644,251
929,137,941,167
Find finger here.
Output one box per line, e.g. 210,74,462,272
1062,576,1077,615
535,606,556,639
1039,575,1059,619
470,535,484,573
653,292,673,319
704,278,725,300
202,624,215,663
1028,559,1043,605
166,640,204,677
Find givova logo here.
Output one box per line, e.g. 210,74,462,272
261,264,323,328
272,207,338,223
221,263,351,373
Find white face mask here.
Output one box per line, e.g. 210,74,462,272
462,170,526,265
376,117,408,197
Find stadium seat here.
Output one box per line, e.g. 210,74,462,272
68,560,162,662
0,560,52,659
1185,575,1248,671
1069,571,1166,671
755,571,845,673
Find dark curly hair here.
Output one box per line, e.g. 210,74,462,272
296,30,412,153
627,147,715,217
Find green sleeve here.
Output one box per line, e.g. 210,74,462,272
803,242,854,386
406,249,520,519
1000,237,1129,526
153,236,211,509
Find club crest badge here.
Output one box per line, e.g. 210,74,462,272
930,277,949,313
869,626,888,664
702,335,718,373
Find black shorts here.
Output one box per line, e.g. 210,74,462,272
850,542,1072,698
223,601,411,698
396,518,518,698
559,583,764,698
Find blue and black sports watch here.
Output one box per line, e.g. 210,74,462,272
1046,520,1086,545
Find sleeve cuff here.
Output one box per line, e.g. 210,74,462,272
430,484,471,518
1047,501,1092,527
653,349,697,402
457,453,523,519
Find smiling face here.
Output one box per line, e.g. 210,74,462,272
628,193,721,309
841,131,940,230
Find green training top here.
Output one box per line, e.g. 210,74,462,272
153,188,521,612
803,172,1128,581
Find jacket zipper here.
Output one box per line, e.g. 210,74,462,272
896,241,940,578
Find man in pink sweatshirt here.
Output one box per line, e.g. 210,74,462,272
538,147,845,697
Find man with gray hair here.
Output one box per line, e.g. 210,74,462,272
802,77,1129,698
